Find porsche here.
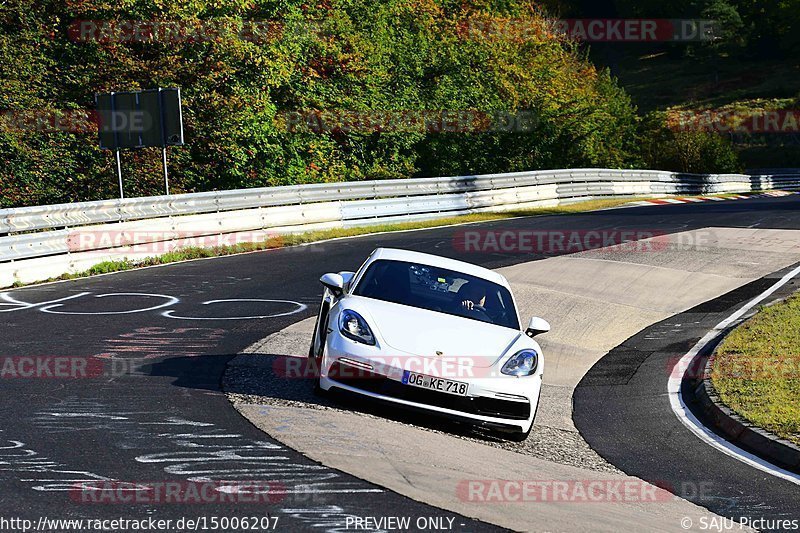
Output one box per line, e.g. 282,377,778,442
309,247,549,440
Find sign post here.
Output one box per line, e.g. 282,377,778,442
162,147,169,195
116,149,124,199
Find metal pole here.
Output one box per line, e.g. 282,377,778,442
162,146,169,195
115,148,124,199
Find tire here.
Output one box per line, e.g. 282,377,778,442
308,341,325,396
310,346,325,396
506,386,541,442
505,425,532,442
312,375,326,397
309,307,329,396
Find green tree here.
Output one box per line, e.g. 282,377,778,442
1,0,647,208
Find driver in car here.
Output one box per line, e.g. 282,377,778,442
457,283,487,312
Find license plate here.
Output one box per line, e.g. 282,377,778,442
402,371,468,396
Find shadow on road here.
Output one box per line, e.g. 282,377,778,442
143,351,512,443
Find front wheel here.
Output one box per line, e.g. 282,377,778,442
505,424,533,442
309,309,329,396
308,343,326,396
506,388,540,441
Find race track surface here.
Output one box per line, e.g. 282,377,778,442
1,194,799,532
574,266,800,526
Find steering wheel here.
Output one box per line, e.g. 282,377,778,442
469,305,492,322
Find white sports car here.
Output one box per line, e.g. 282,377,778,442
309,247,549,440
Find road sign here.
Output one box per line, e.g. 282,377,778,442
95,88,183,150
95,88,185,198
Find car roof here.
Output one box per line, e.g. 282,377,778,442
367,248,509,288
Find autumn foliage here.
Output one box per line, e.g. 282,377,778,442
0,0,686,207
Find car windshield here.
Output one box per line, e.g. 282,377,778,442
353,259,520,330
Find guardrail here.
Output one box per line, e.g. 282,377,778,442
2,168,799,287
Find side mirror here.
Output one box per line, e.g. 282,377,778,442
525,317,550,338
339,271,356,288
320,273,345,295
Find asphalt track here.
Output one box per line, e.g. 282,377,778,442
574,267,800,526
1,194,799,532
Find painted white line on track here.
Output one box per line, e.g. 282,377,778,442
40,293,180,315
161,299,307,320
668,263,800,486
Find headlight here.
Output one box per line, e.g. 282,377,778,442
501,349,538,376
339,309,375,345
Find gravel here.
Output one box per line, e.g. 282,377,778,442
224,351,622,474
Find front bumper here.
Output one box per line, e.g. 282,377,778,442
320,332,541,433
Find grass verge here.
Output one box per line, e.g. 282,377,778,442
711,293,800,446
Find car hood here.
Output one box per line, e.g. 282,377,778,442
347,296,522,368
